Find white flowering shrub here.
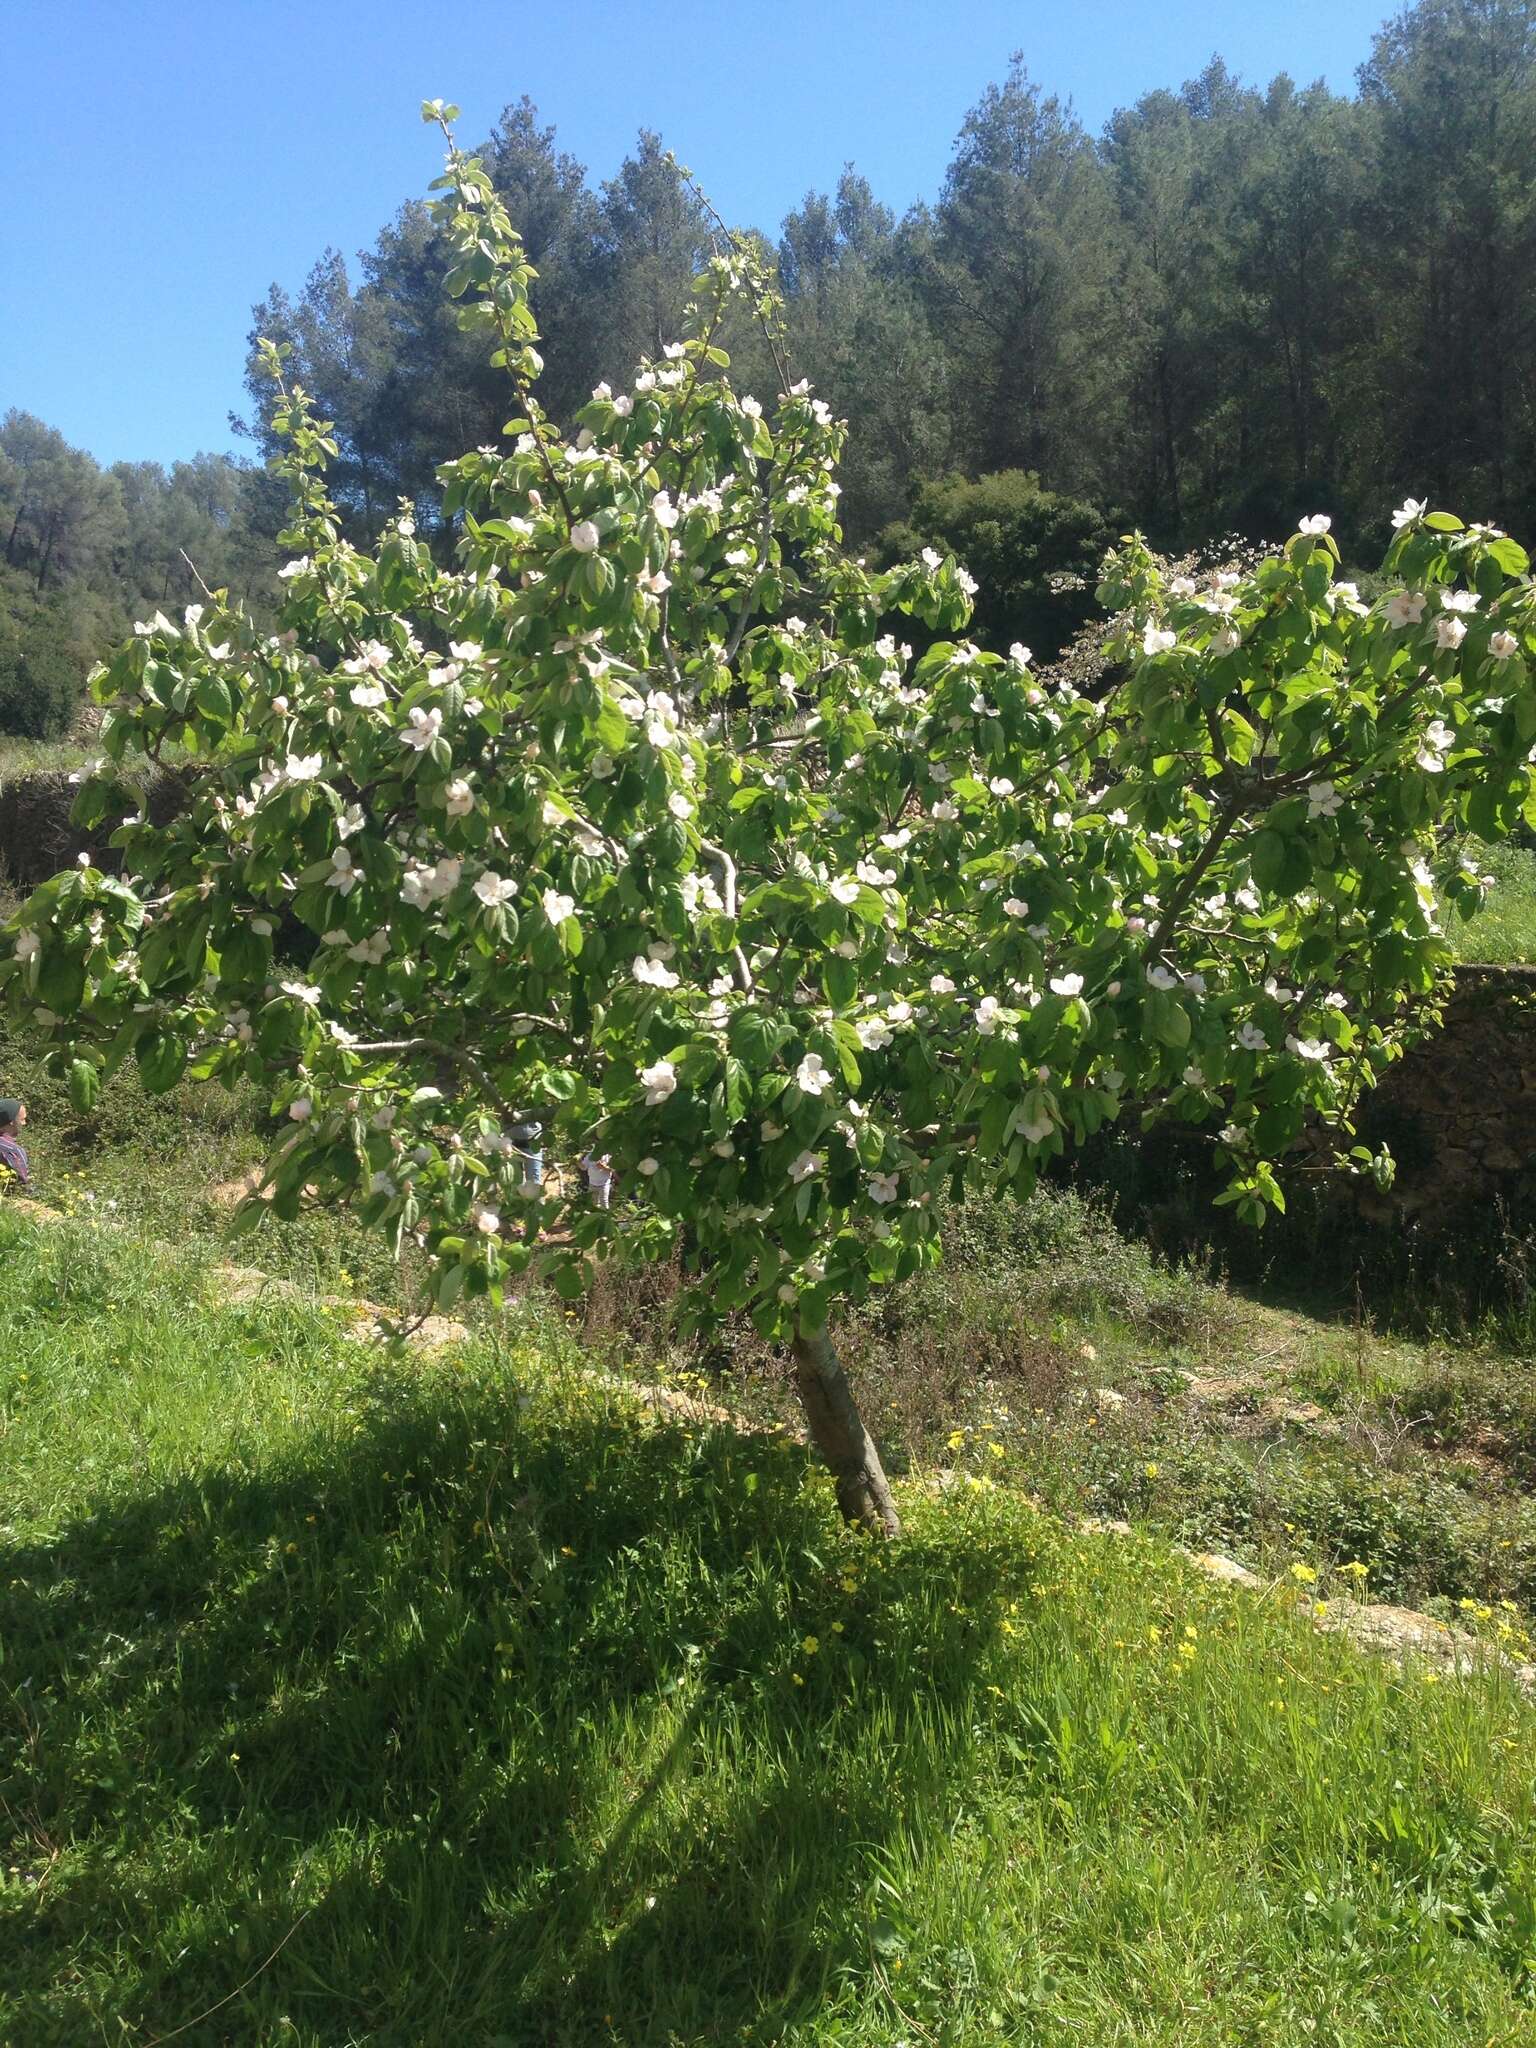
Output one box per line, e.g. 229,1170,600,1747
7,112,1535,1530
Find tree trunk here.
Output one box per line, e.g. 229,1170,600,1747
790,1324,901,1538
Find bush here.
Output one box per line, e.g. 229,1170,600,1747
877,468,1110,659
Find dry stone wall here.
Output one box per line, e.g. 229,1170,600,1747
0,769,180,891
1358,965,1536,1219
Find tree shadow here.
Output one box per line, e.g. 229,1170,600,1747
2,1364,1041,2045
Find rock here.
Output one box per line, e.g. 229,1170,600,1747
1313,1598,1535,1690
1078,1516,1134,1537
1094,1386,1126,1411
1191,1552,1262,1587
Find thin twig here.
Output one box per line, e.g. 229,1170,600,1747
139,1906,316,2047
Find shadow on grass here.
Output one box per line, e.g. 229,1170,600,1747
2,1360,1037,2046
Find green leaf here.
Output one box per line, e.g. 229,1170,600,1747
1250,830,1288,891
135,1026,187,1095
1143,988,1191,1050
37,949,85,1013
1489,536,1530,577
68,1059,101,1114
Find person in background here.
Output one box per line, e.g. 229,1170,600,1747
507,1118,544,1192
581,1150,616,1210
507,1118,544,1239
0,1099,31,1188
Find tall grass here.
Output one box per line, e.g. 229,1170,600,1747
4,1211,1535,2045
1454,841,1536,965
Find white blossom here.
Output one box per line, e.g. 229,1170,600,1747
1298,513,1332,535
640,1059,678,1105
1490,631,1519,661
1287,1035,1332,1062
288,1096,313,1121
633,954,680,989
795,1053,832,1096
400,706,443,751
473,871,518,907
1390,498,1426,529
788,1149,822,1184
542,888,576,925
1236,1022,1268,1051
1307,780,1344,819
1384,591,1426,629
1142,624,1176,657
1417,717,1455,770
1049,973,1084,997
326,846,359,895
570,520,600,553
869,1172,900,1204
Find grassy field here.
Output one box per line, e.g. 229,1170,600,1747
1453,842,1536,965
4,1208,1536,2046
5,994,1536,1627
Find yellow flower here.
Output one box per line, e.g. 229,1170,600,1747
987,1441,1005,1458
1143,1461,1158,1480
1341,1560,1369,1580
801,1635,819,1655
1290,1562,1318,1584
840,1576,858,1594
947,1430,966,1450
831,1620,844,1633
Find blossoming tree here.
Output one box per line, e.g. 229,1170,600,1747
8,112,1536,1535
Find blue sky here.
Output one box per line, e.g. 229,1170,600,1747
3,0,1396,470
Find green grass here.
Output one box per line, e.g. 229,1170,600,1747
1453,841,1536,964
5,1212,1536,2045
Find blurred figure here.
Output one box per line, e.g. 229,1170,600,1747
581,1150,616,1210
0,1099,30,1187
